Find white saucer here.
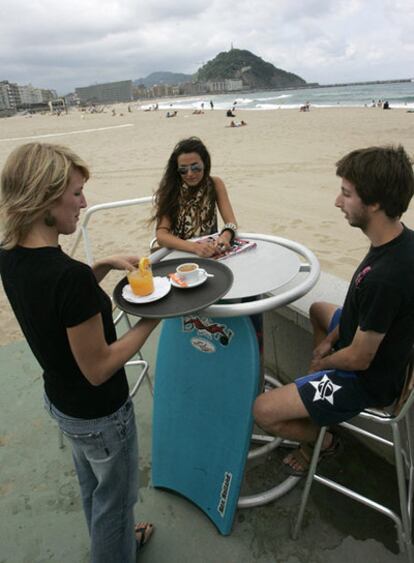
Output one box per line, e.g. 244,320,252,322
170,270,208,289
122,276,171,303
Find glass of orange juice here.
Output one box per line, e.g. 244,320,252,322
127,257,154,296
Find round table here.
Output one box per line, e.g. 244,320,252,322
115,233,320,535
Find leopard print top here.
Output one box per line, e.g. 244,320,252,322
172,177,218,239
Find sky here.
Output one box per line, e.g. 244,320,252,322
1,0,413,95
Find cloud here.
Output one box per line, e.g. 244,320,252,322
1,0,412,94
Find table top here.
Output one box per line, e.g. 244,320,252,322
156,239,302,300
150,233,320,318
113,258,234,318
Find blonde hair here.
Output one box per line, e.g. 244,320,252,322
0,142,90,249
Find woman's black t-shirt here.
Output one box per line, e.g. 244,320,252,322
0,246,128,418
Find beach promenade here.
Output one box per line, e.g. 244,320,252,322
1,104,414,561
0,331,407,562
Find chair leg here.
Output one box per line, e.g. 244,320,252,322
404,411,414,523
392,423,413,559
291,426,327,539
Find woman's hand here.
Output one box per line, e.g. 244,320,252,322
92,255,140,282
214,231,232,253
103,255,140,271
192,240,216,257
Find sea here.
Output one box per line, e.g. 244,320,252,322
154,80,414,111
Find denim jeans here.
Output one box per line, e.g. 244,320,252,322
45,395,139,563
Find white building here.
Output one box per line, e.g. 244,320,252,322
224,79,243,91
18,84,43,105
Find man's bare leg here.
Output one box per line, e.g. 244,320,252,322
309,301,339,347
253,383,334,473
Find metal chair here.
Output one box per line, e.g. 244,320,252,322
292,354,414,561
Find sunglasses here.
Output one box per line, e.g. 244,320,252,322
177,164,204,176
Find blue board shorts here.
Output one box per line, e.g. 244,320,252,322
295,308,373,426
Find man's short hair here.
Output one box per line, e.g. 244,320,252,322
336,145,414,218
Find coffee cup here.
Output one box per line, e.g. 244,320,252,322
176,262,205,284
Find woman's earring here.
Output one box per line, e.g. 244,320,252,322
44,210,56,227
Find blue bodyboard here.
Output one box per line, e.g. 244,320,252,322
152,315,260,535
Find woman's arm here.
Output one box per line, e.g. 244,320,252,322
67,314,160,386
213,176,238,248
155,216,216,257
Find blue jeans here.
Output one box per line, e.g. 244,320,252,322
45,395,139,563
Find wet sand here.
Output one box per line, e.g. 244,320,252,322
1,104,414,343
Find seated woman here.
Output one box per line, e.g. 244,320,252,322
152,137,238,257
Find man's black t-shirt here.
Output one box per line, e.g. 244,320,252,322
339,226,414,406
0,246,129,418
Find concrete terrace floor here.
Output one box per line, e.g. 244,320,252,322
0,327,410,563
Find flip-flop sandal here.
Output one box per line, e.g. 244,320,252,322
282,446,312,477
135,522,154,550
283,432,342,477
314,431,342,460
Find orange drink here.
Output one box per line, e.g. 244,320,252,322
127,257,154,296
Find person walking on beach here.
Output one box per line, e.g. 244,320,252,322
0,142,157,562
254,145,414,475
152,136,238,257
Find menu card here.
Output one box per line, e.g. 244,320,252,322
196,234,257,260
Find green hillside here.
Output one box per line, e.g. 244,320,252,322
134,71,192,87
196,49,306,89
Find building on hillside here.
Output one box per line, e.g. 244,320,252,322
207,81,226,92
205,79,244,93
224,79,243,91
75,80,133,104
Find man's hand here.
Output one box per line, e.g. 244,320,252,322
312,339,334,360
308,338,334,373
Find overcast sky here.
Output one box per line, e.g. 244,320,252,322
1,0,413,95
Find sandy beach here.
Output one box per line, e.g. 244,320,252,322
1,104,414,344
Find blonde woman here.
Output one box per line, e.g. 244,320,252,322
0,143,156,562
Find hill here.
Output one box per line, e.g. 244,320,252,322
196,49,306,89
134,71,192,87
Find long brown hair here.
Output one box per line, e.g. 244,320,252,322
152,137,212,227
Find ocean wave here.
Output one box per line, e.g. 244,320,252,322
232,98,254,104
256,94,292,101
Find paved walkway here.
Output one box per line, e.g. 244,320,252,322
0,333,408,563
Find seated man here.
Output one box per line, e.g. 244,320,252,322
254,145,414,475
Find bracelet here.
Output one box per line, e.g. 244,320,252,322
220,222,237,244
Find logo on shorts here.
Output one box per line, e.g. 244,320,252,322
310,374,341,405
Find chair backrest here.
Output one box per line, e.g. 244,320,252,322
393,346,414,419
